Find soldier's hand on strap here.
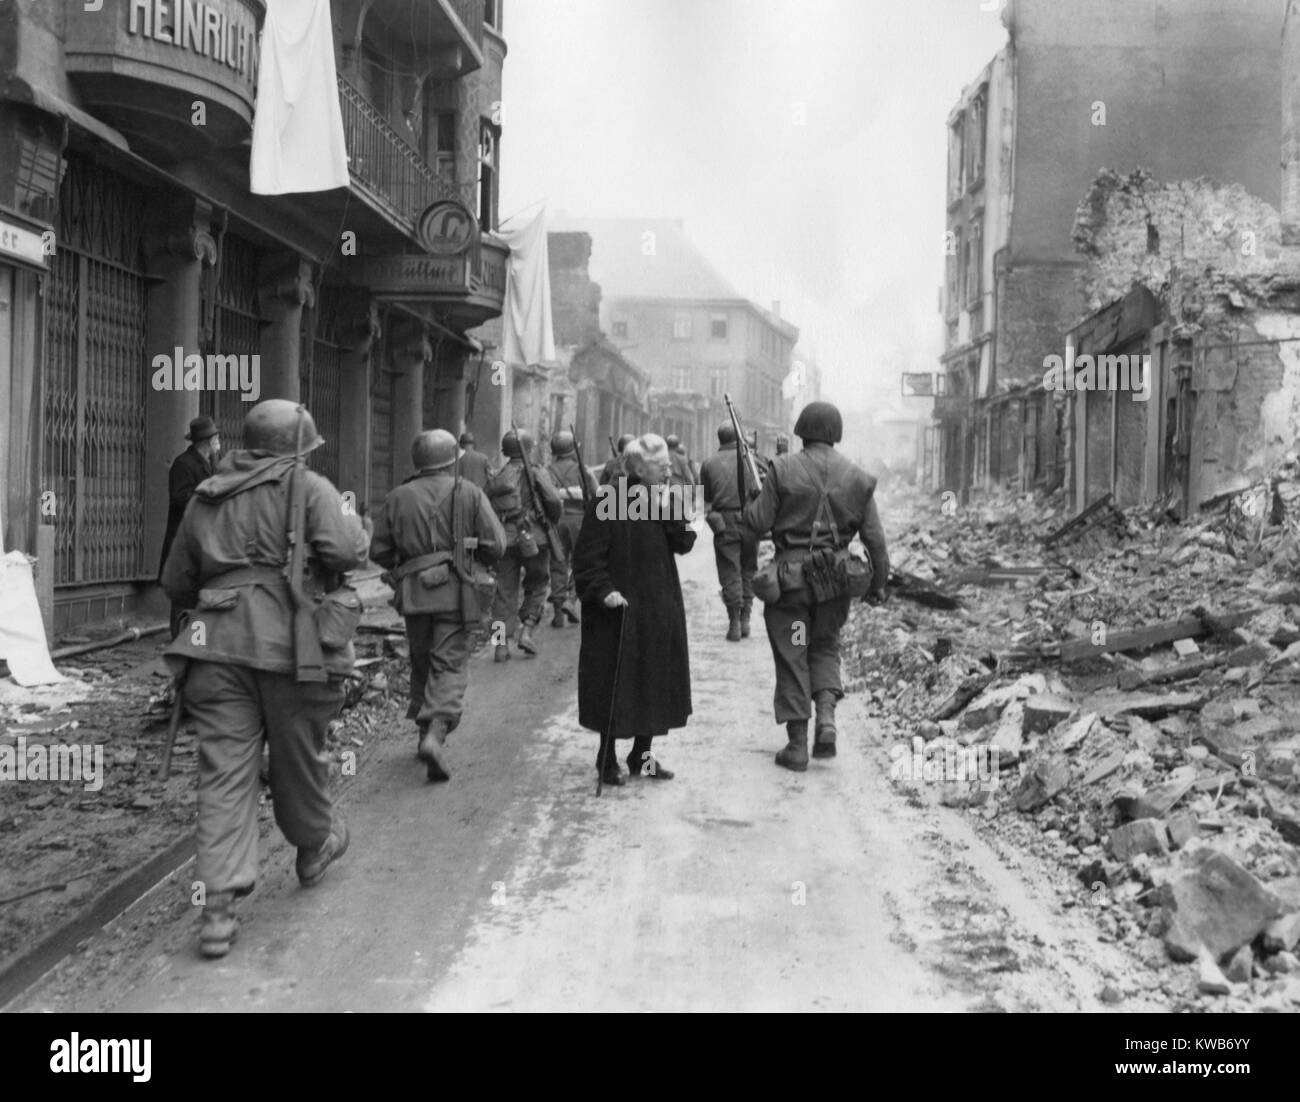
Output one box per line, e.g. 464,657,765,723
603,590,629,609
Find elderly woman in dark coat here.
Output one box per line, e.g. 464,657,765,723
573,433,697,787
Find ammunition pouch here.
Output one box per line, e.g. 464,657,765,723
515,525,539,559
315,584,362,650
389,550,458,616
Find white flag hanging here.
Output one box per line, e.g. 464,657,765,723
250,0,350,195
498,207,557,366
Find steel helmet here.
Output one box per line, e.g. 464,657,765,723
412,429,458,471
501,429,534,458
243,399,325,456
793,401,843,445
550,430,576,456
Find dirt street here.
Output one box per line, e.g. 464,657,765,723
9,523,1151,1012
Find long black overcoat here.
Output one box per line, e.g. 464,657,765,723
573,479,696,739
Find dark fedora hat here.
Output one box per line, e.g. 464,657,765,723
185,415,219,441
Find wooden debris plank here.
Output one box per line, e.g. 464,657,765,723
1058,609,1256,664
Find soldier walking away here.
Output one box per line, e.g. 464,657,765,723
546,430,597,628
743,401,890,770
700,422,759,642
159,415,221,639
160,399,369,959
370,430,506,782
574,434,696,787
486,429,563,661
599,432,637,485
458,432,492,489
665,434,696,488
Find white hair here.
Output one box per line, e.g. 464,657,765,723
624,433,669,476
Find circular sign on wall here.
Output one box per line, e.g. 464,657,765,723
417,200,478,257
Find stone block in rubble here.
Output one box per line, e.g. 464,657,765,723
1077,857,1121,889
1167,811,1200,849
1197,949,1232,996
1223,944,1254,984
1109,819,1170,862
1014,754,1071,812
1262,912,1300,953
1227,641,1275,668
1159,851,1287,960
1023,694,1075,734
988,702,1025,757
1053,711,1099,753
1130,766,1198,820
960,684,1018,729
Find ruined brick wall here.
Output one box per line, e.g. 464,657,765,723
995,262,1086,388
548,232,601,348
1074,170,1282,313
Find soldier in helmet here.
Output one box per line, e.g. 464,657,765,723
546,430,597,628
370,430,506,781
161,399,368,959
486,429,563,661
664,433,695,490
699,422,759,642
743,401,890,770
600,433,637,486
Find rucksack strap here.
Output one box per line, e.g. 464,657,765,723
798,452,850,551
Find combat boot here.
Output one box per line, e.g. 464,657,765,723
552,605,567,628
296,814,350,887
726,610,742,642
812,690,838,759
775,721,809,772
517,622,539,655
740,605,752,639
199,891,240,959
418,721,451,783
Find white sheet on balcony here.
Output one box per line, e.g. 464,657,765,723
498,207,557,366
250,0,349,195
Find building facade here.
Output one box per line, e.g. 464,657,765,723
936,0,1282,502
0,0,509,633
554,217,798,463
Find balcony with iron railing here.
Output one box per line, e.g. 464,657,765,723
363,0,485,69
338,75,476,235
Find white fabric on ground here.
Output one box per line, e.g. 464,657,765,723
250,0,350,195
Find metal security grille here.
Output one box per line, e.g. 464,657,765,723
370,355,395,508
300,284,344,487
200,232,263,448
42,155,150,586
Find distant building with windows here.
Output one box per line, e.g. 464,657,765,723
552,217,798,462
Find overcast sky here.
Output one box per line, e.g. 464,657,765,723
497,0,1009,413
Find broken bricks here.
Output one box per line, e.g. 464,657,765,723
1158,850,1287,961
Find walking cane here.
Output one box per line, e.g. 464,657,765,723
596,602,630,797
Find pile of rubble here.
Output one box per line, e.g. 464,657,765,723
852,476,1300,1007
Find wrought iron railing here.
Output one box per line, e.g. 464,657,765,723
338,75,473,232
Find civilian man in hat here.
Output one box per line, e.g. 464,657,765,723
458,432,492,489
371,430,506,781
161,399,368,959
744,401,890,770
486,429,563,661
700,422,758,642
545,430,597,628
574,434,696,787
160,415,222,638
